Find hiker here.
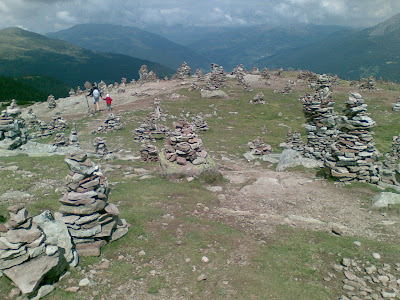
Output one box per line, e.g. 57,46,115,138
88,84,101,112
103,93,113,111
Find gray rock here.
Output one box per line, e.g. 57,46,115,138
32,284,54,299
3,251,68,295
276,149,323,172
372,192,400,208
33,211,76,266
200,89,228,99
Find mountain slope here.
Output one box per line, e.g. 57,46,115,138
46,24,209,70
184,24,348,71
0,27,173,87
256,13,400,81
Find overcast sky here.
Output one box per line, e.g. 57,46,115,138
0,0,399,33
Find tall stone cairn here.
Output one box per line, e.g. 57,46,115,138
377,135,400,185
359,76,376,91
138,65,158,83
300,92,340,160
392,97,400,111
94,137,108,156
47,95,56,109
59,152,130,256
261,68,270,80
250,92,265,104
176,62,191,79
94,113,123,134
0,101,27,150
162,119,210,166
206,63,226,90
191,115,209,132
248,137,272,156
140,143,159,162
325,92,380,183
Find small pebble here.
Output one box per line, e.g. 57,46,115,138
354,241,361,247
372,252,381,260
150,270,157,277
79,277,91,287
65,286,80,293
185,258,191,263
197,274,207,281
138,250,146,256
118,255,124,260
201,256,210,263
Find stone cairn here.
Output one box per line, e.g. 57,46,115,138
94,137,108,156
205,63,226,90
275,68,284,77
283,80,293,95
98,81,108,94
176,62,191,79
250,67,260,75
298,70,317,82
285,129,305,152
162,119,209,166
25,108,39,130
47,95,56,109
69,89,75,97
359,76,377,91
53,133,69,147
138,65,158,83
377,135,400,186
247,137,272,156
188,81,198,91
133,110,170,143
392,97,400,111
36,113,69,138
261,68,271,80
94,113,123,134
250,92,265,104
0,205,76,296
194,69,204,80
0,100,27,150
59,152,130,256
325,92,380,183
140,143,159,162
300,92,340,160
69,127,79,147
191,115,209,132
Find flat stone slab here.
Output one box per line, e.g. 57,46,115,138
372,192,400,208
200,89,228,99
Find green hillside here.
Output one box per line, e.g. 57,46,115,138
0,75,70,105
0,27,174,88
46,24,209,70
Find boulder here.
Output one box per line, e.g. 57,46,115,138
372,192,400,208
200,89,228,99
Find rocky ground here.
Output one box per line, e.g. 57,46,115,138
1,72,400,299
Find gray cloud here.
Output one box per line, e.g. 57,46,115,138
0,0,400,33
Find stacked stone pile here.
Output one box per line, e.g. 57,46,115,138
0,205,76,296
188,82,198,91
59,152,129,256
325,93,380,183
250,92,265,104
47,95,56,109
53,133,68,147
377,135,400,185
138,65,158,83
94,114,123,134
98,81,108,94
333,256,400,300
176,62,191,79
140,143,159,162
392,98,400,111
133,114,170,142
250,67,260,75
84,81,92,92
69,89,75,97
48,113,68,132
191,115,209,131
275,68,284,77
286,130,305,152
300,93,340,160
206,63,226,90
298,70,317,81
161,119,210,166
314,74,333,100
0,103,27,150
69,128,79,147
94,137,108,156
247,137,272,156
360,76,377,91
25,108,39,130
261,68,270,80
283,80,293,95
76,86,83,94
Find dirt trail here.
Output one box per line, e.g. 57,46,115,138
212,158,400,241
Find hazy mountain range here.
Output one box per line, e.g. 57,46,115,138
46,24,209,71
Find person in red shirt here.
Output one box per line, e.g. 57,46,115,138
102,94,113,111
